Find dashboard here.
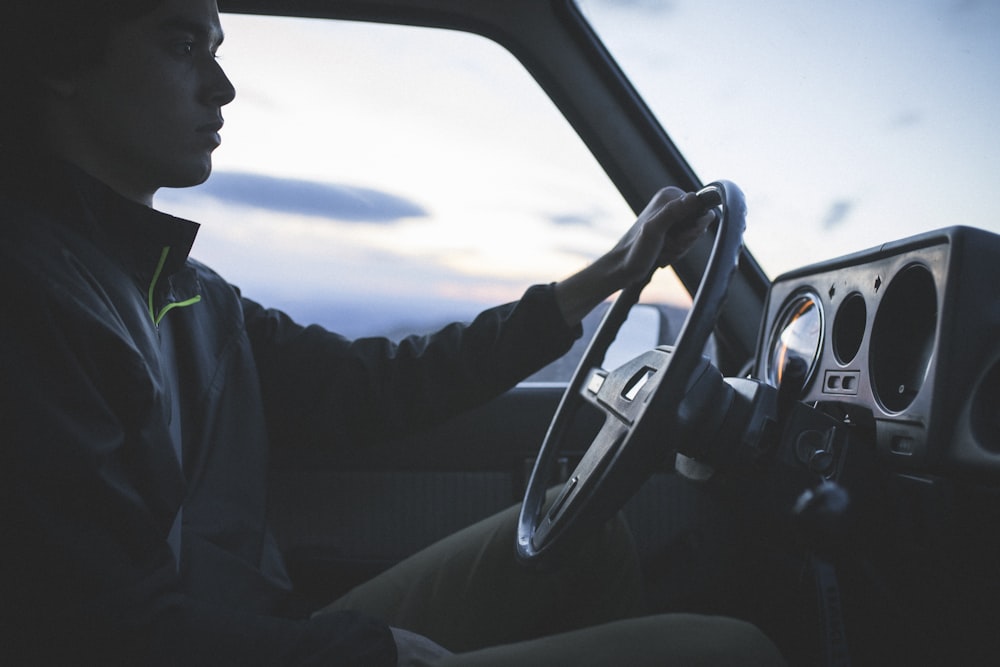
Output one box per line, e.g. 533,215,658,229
753,226,1000,477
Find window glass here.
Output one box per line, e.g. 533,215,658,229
577,0,1000,278
159,15,690,355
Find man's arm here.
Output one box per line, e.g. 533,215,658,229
247,187,713,449
245,282,581,448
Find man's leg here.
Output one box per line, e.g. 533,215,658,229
314,498,643,653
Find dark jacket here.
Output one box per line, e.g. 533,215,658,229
0,163,579,665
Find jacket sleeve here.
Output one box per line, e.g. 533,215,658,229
243,284,582,450
0,268,395,666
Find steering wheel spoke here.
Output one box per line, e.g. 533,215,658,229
532,419,628,549
584,348,674,425
517,182,747,566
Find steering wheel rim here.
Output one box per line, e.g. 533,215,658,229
516,181,747,566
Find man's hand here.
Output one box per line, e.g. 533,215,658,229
391,627,453,666
611,187,716,286
553,186,715,327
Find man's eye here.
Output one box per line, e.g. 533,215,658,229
172,41,195,56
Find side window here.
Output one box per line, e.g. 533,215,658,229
159,15,691,379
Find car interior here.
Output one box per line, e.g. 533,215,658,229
190,1,1000,664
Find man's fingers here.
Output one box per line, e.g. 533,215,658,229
635,187,718,271
657,209,716,267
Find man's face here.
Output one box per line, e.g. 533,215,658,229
58,0,235,204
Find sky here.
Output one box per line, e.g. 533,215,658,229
158,0,1000,336
579,0,1000,273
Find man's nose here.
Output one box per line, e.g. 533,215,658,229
205,59,236,107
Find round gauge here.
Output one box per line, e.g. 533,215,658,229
766,292,823,390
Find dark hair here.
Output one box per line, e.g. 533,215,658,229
0,0,166,171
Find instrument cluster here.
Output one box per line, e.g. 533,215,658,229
753,226,1000,476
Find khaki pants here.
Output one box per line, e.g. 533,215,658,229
316,499,785,666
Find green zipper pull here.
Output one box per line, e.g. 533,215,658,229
148,246,202,326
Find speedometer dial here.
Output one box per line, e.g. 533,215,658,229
766,292,823,390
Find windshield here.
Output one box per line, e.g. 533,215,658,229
577,0,1000,278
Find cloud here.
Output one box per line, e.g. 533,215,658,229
178,171,428,223
889,110,922,130
822,199,854,229
549,212,595,227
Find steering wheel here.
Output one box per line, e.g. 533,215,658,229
516,180,747,566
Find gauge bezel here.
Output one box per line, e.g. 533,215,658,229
764,290,825,391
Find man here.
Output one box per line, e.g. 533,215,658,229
0,0,784,664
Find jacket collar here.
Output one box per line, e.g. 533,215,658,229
16,159,201,290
